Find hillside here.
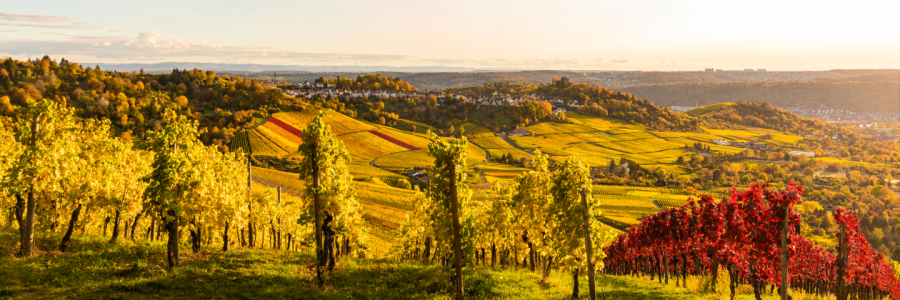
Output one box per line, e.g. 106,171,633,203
620,77,900,114
238,69,900,91
229,106,821,233
695,101,843,135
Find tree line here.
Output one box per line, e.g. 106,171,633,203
0,56,304,152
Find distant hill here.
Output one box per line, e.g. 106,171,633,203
620,74,900,114
88,62,900,92
695,101,842,135
88,62,474,73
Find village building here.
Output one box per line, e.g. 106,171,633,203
788,151,815,158
509,128,531,137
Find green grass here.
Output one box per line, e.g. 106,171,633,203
0,229,827,300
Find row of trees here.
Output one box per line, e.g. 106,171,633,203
395,148,613,299
602,184,900,300
0,100,366,278
311,74,418,91
666,142,900,257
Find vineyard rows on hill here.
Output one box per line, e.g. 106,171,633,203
369,130,421,150
229,130,252,154
267,117,304,138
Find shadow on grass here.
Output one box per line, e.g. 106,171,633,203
0,229,500,300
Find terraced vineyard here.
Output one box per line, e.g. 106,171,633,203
498,112,806,176
248,127,291,156
232,108,811,258
229,130,251,154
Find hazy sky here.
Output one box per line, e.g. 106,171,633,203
1,0,899,70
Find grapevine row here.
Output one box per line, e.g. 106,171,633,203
602,183,900,299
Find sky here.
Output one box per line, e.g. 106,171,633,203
1,0,899,71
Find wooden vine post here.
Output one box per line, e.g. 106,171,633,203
449,155,464,300
780,198,791,300
247,157,254,248
277,186,282,250
581,188,597,300
836,219,847,300
425,134,470,300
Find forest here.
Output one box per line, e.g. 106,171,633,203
699,102,842,135
0,56,302,152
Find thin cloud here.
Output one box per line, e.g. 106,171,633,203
0,31,413,64
0,13,74,23
0,12,97,30
0,30,713,70
0,22,97,29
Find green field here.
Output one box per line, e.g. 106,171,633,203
4,227,810,300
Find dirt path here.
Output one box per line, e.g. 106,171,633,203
472,143,491,162
499,134,531,154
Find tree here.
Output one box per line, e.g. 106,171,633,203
427,133,472,300
549,156,611,299
3,99,78,256
142,109,215,268
298,111,367,288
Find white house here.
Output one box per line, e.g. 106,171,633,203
788,151,816,158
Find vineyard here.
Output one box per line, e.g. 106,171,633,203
266,117,304,138
495,111,809,178
603,184,900,300
369,130,421,150
228,130,252,154
6,97,897,300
